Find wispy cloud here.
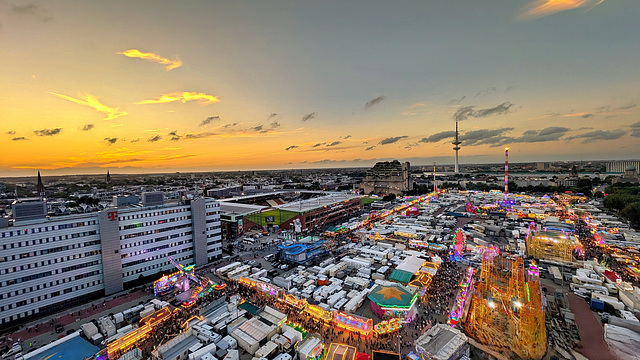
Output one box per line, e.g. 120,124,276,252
312,142,326,148
34,128,62,136
267,113,278,120
301,112,317,122
365,146,376,151
130,138,140,143
136,92,220,105
11,3,52,22
82,124,95,131
184,132,215,140
51,92,128,120
518,0,606,21
453,102,513,121
567,129,626,142
104,137,118,145
344,135,352,139
617,103,637,111
364,95,386,110
511,126,570,143
312,159,347,164
200,116,220,127
223,123,238,128
630,122,640,137
326,141,342,147
461,128,514,146
448,96,466,105
7,131,16,135
148,135,162,142
419,131,456,143
12,137,28,141
473,87,497,99
562,112,594,118
168,130,181,141
379,136,408,145
118,49,182,71
270,121,281,128
285,145,299,151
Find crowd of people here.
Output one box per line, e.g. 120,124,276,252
423,252,466,319
228,250,468,356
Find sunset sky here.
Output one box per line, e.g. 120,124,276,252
1,0,639,176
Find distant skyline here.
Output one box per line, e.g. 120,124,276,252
1,0,639,176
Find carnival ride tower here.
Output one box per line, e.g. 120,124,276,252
465,253,547,360
453,229,465,260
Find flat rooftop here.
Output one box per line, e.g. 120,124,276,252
160,334,200,360
25,334,99,360
219,202,267,216
275,193,361,213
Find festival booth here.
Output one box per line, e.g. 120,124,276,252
373,317,403,335
368,284,418,321
296,335,325,360
371,350,401,360
326,343,357,360
305,303,333,323
333,311,374,336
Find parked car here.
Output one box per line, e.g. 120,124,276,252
55,324,65,334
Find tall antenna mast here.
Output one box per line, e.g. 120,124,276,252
453,121,461,173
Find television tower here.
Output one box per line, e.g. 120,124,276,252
504,147,509,194
453,120,461,173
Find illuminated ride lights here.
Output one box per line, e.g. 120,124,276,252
447,267,474,327
181,315,205,329
333,311,373,335
153,271,182,296
452,229,465,261
408,239,447,251
212,282,227,291
280,293,307,310
305,304,334,323
373,317,403,335
108,307,171,358
286,322,309,338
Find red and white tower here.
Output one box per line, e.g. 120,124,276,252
433,162,437,193
504,147,509,194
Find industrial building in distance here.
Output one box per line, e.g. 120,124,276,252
363,161,413,196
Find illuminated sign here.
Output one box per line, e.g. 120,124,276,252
108,211,118,221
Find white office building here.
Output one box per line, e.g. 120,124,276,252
0,196,221,326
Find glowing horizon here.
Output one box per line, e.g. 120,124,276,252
0,0,638,177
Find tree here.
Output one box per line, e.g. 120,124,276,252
603,193,631,212
382,193,396,202
620,202,640,228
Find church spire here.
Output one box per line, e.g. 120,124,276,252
36,170,45,197
106,170,111,185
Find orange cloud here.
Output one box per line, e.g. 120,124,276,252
136,92,220,105
50,92,128,120
518,0,605,20
118,49,183,71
